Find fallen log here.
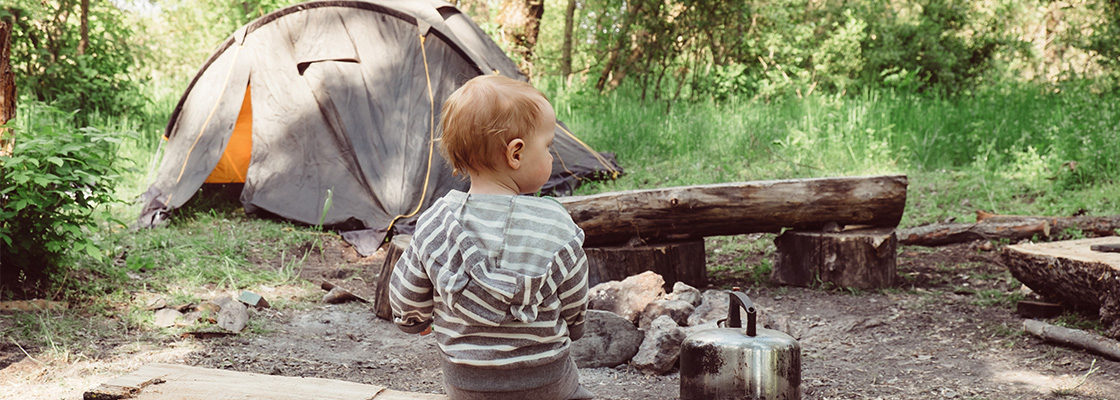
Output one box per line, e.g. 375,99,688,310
897,220,1051,246
899,213,1120,247
1023,319,1120,361
1003,237,1120,339
559,175,907,247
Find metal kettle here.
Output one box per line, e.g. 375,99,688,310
680,291,801,400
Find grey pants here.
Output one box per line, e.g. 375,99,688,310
441,357,595,400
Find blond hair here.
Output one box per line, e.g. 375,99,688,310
439,75,551,175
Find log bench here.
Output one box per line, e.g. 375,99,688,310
559,175,907,290
1003,237,1120,339
83,363,446,400
374,175,908,317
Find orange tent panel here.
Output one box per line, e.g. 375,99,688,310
205,85,253,183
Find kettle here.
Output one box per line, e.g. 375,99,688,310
680,291,801,400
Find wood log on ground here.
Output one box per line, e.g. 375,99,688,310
772,227,897,289
559,175,908,247
1023,319,1120,361
899,213,1120,247
373,235,411,321
1003,237,1120,339
585,239,705,290
897,220,1051,246
82,363,446,400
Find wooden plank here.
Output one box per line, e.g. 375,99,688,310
559,175,907,246
1003,237,1120,339
83,363,446,400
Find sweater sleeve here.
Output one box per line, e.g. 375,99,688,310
557,239,589,341
389,240,434,334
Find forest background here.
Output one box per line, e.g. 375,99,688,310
1,0,1119,302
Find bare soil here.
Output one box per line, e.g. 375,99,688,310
3,235,1120,400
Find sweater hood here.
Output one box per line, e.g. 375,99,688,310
428,191,582,327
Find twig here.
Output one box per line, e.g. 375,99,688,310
9,337,44,366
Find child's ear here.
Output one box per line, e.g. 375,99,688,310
505,138,524,169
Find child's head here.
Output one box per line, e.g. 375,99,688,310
439,75,555,183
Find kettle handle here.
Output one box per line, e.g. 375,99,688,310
727,291,757,337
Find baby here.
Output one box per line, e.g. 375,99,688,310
389,75,593,400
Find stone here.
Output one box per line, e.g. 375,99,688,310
666,282,702,307
687,289,730,327
571,310,644,368
588,271,666,324
153,308,183,327
213,294,249,333
639,299,694,329
630,315,687,375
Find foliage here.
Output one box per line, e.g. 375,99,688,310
132,0,303,84
1083,0,1120,87
3,1,143,123
0,102,127,299
536,0,1119,98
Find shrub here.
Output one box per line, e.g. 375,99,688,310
0,102,125,299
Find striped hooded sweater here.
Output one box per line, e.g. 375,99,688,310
389,190,588,373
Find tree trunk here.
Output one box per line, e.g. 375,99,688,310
497,0,544,77
77,0,89,55
0,16,15,157
559,175,908,247
585,239,706,290
560,0,576,79
1003,237,1120,339
772,228,898,289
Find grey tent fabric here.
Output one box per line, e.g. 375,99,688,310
137,0,621,255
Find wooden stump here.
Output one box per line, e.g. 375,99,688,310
585,239,706,290
373,234,411,321
1003,237,1120,339
772,228,897,289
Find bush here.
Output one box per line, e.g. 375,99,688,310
0,103,125,299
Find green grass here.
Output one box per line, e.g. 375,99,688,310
545,81,1120,227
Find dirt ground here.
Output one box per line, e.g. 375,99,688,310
3,235,1120,400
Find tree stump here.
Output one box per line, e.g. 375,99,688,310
772,227,897,289
1002,237,1120,339
585,239,706,290
373,234,411,321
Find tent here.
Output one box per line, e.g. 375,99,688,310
136,0,621,255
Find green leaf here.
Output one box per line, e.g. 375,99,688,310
84,242,103,260
10,199,28,212
47,156,65,166
33,176,53,187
